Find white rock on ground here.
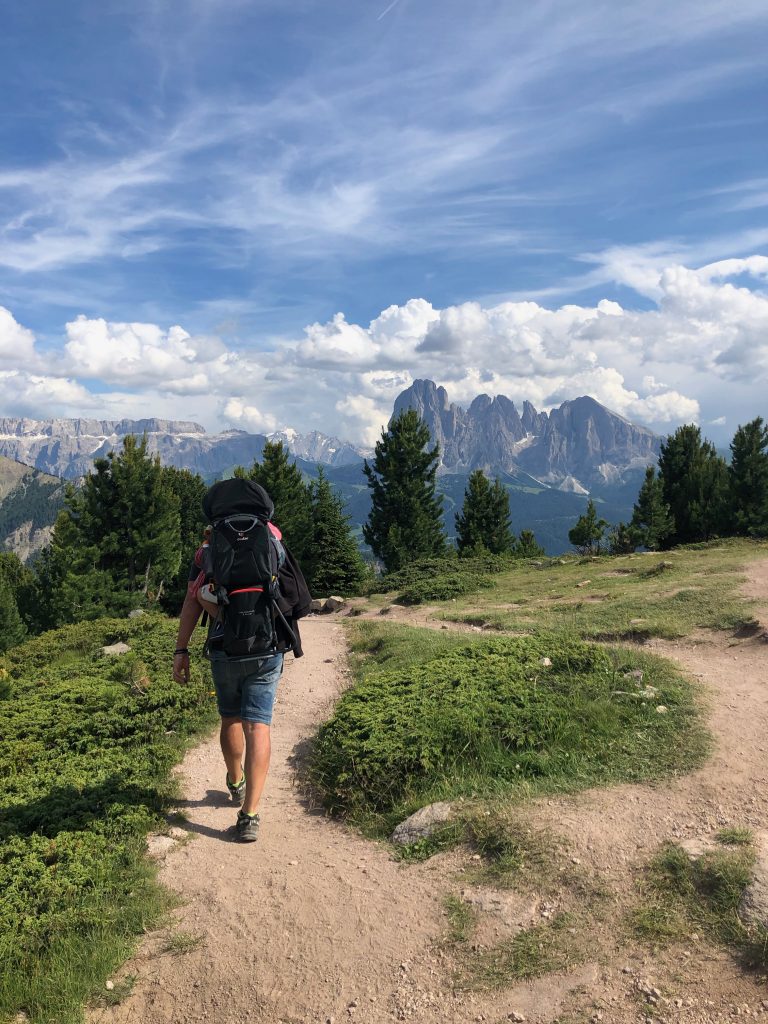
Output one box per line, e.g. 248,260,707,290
323,596,345,612
102,642,131,655
391,802,454,845
146,834,178,859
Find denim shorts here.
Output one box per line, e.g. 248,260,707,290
209,651,284,724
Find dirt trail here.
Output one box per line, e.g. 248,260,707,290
91,560,768,1024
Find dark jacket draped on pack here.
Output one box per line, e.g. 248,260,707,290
275,546,312,658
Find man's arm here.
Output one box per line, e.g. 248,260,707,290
173,590,204,683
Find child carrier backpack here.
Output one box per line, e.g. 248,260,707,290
201,479,280,658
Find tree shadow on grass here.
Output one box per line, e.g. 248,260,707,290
1,775,246,846
0,775,168,841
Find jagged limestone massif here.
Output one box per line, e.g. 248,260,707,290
394,379,660,490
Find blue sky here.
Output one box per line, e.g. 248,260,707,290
0,0,766,444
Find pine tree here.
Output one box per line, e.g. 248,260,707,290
608,522,639,555
630,466,674,550
658,425,729,546
238,441,311,562
0,551,35,626
37,436,182,624
514,529,545,558
363,409,447,572
0,584,25,652
729,417,768,537
0,552,27,650
455,471,514,556
304,468,367,595
26,543,70,632
160,466,208,611
568,499,608,555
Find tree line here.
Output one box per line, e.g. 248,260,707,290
568,418,768,554
2,410,763,651
0,436,369,651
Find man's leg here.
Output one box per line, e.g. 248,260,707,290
241,722,271,816
219,716,245,785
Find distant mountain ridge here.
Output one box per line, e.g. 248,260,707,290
394,379,660,492
267,429,370,467
0,418,368,480
0,389,663,556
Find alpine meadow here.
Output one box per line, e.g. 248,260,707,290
2,2,768,1022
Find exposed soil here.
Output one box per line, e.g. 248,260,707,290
89,560,768,1024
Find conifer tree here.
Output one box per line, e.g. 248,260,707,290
160,466,208,611
630,466,674,550
455,471,514,556
38,436,182,623
514,529,545,558
608,522,639,555
0,551,35,626
729,417,768,537
26,543,69,632
0,585,25,652
304,467,367,595
568,499,608,555
0,553,27,650
363,409,447,572
238,440,311,562
658,425,729,545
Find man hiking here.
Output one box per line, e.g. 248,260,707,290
172,479,310,842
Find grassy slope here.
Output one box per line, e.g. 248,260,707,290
0,615,216,1024
310,620,709,835
313,539,767,833
437,538,766,640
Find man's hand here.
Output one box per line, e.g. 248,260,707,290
173,651,190,684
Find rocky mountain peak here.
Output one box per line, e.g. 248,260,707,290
392,379,660,491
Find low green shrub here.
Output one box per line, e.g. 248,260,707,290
0,615,216,1024
397,571,495,605
369,553,513,596
309,627,707,818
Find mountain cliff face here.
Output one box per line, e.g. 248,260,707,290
267,429,370,467
0,419,367,480
0,456,64,561
393,379,660,490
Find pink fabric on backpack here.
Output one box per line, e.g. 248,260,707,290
267,521,282,540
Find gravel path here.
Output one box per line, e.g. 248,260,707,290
89,559,768,1024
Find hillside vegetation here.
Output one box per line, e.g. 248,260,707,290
0,615,215,1024
310,539,766,838
310,624,707,830
370,538,764,640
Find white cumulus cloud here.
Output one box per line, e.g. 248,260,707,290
0,255,766,443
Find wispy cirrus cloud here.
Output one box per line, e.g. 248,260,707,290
1,0,765,297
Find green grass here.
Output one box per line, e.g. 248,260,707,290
461,913,585,988
0,615,217,1024
443,894,475,944
434,539,767,641
461,808,558,887
98,976,136,1008
630,842,768,967
717,827,754,846
307,621,709,831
